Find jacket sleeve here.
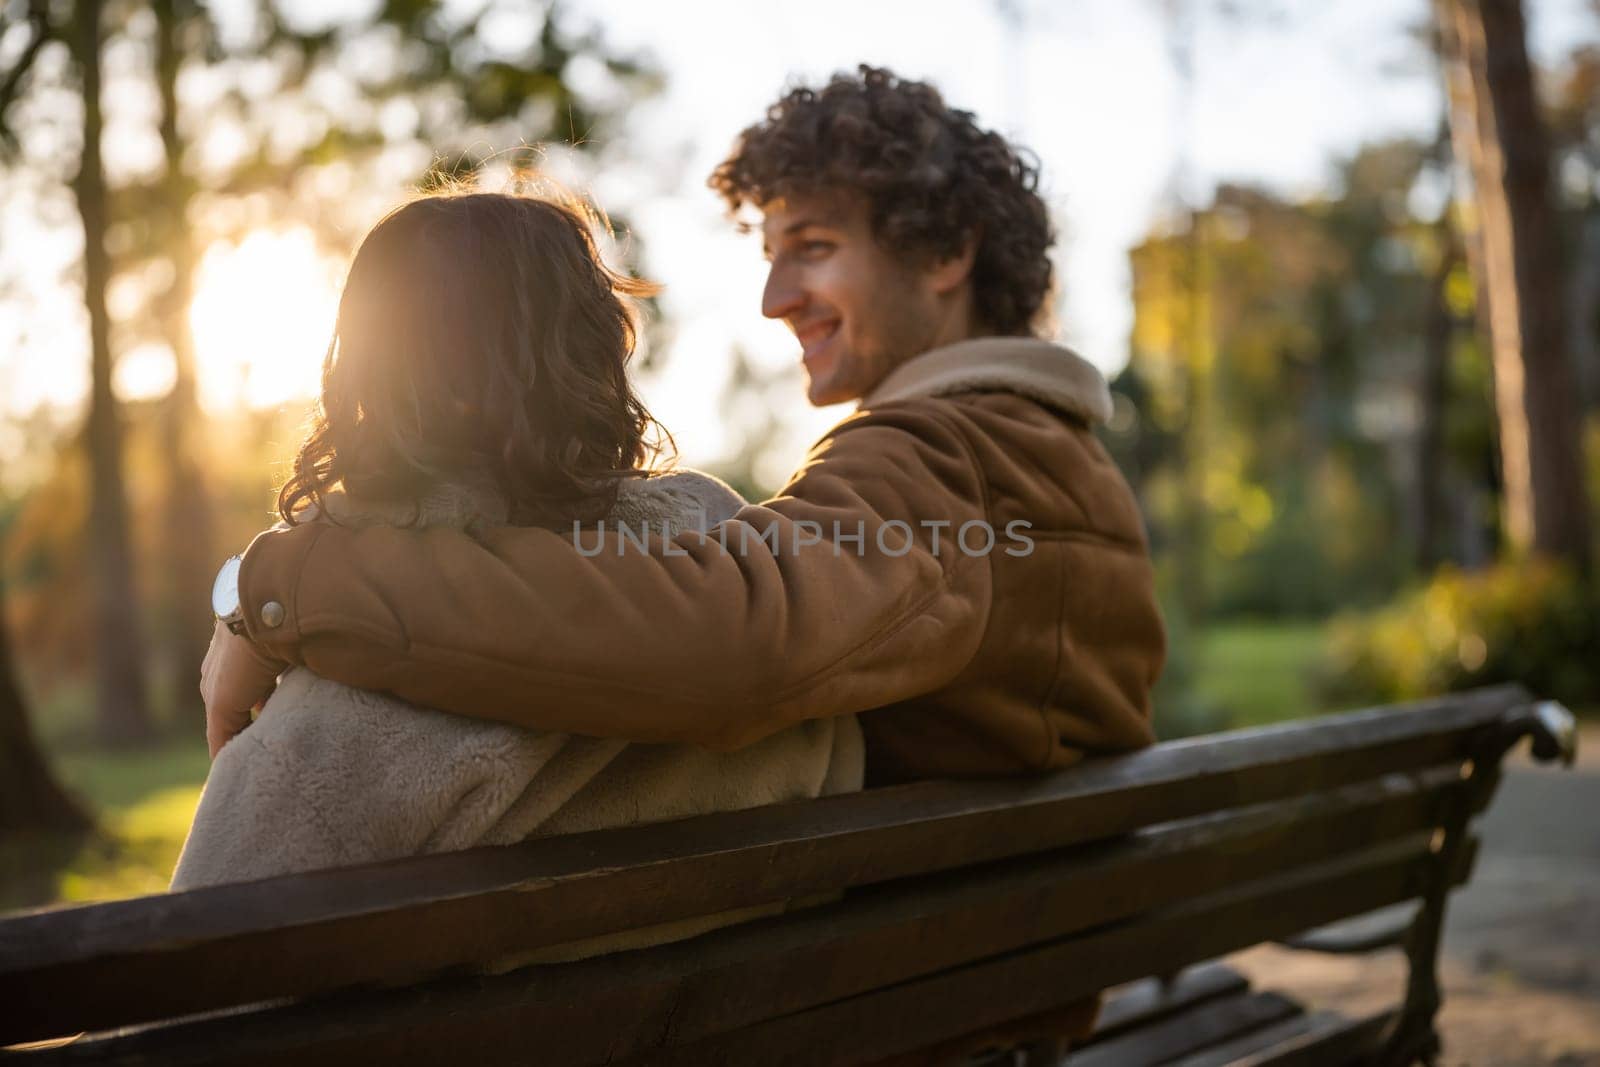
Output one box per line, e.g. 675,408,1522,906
238,404,993,750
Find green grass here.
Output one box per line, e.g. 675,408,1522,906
53,739,212,812
1,738,210,912
1193,619,1331,729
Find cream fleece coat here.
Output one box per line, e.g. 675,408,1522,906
171,470,865,898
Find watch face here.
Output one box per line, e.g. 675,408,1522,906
212,556,242,620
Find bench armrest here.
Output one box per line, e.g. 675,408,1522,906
1526,701,1578,767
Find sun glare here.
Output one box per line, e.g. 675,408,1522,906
189,228,343,414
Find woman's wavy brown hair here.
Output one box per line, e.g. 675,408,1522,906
278,190,670,529
710,65,1054,337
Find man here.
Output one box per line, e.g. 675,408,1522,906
205,65,1164,784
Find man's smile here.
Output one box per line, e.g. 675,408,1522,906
795,318,840,365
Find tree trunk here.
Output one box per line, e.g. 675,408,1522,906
1436,0,1593,571
1572,213,1600,418
1176,207,1212,622
1417,214,1462,572
74,0,153,744
154,0,214,723
0,581,92,837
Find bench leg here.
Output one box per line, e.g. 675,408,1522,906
1382,703,1573,1066
1384,890,1447,1066
1382,746,1492,1066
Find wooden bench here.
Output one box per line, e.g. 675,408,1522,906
0,684,1577,1066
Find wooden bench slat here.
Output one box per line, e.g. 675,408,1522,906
1227,1010,1396,1067
1162,1013,1331,1067
600,770,1463,1057
1082,965,1250,1043
3,765,1470,1051
1164,1008,1393,1067
1061,991,1302,1067
0,686,1525,1048
937,966,1260,1067
75,834,1455,1067
603,837,1450,1067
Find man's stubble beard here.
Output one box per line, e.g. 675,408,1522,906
803,248,948,405
853,283,943,399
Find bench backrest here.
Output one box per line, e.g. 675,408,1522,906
0,684,1562,1065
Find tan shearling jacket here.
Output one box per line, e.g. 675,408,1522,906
238,337,1164,782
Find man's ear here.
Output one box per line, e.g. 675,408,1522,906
926,232,980,295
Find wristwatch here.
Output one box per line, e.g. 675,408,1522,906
212,555,246,635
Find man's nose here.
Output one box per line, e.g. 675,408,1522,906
761,263,804,321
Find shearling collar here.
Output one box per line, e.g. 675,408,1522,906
317,470,738,534
860,337,1113,425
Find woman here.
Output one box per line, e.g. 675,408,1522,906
172,191,862,902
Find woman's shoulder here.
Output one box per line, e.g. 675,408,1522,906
610,468,748,533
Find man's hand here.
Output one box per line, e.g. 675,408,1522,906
200,621,287,758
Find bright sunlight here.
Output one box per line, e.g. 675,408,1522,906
189,228,343,414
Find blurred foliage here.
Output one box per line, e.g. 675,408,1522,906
0,0,666,739
1106,40,1600,727
0,737,208,911
1319,560,1600,709
1106,138,1495,622
1194,620,1328,729
1106,37,1600,631
1301,44,1600,714
139,0,661,242
1147,562,1227,739
2,399,306,726
98,1,663,373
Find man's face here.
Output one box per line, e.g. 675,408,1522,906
760,192,945,406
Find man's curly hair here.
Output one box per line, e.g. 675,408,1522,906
710,65,1055,337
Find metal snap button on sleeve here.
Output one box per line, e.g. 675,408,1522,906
259,600,286,628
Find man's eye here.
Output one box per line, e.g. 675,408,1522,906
800,240,834,257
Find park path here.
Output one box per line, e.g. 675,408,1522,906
1231,725,1600,1066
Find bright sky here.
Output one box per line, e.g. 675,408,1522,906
1,0,1595,481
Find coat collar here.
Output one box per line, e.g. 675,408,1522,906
859,337,1113,425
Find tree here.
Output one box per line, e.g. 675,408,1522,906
1435,0,1593,570
1545,43,1600,432
74,0,155,743
1416,205,1464,572
150,0,216,721
0,576,91,838
5,1,659,744
1118,139,1471,617
1416,122,1467,573
1,0,154,744
128,0,656,721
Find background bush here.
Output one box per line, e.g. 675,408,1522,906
1318,560,1600,709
